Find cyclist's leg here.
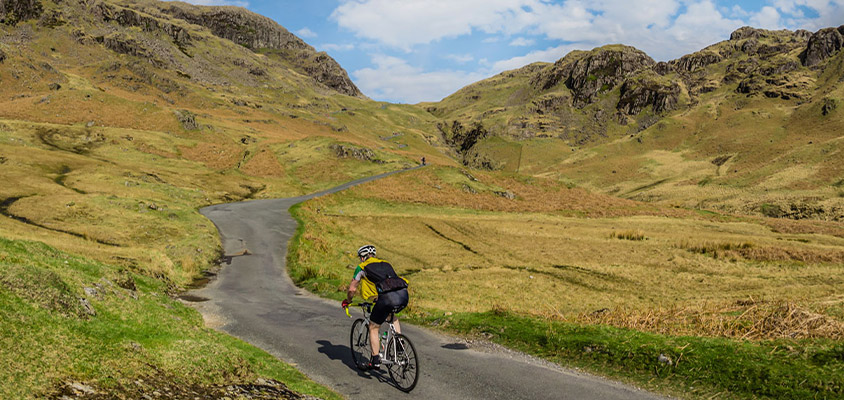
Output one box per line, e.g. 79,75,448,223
370,298,392,357
368,321,381,357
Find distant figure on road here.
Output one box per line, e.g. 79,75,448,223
342,245,409,370
421,157,426,166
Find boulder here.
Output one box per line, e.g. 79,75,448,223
822,98,838,116
801,26,844,67
174,110,199,130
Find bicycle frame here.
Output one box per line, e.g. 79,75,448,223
345,302,400,366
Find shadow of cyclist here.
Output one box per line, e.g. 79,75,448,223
315,339,391,382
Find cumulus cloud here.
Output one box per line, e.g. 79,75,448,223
321,43,355,52
490,44,581,71
352,55,487,103
331,0,540,50
295,27,317,38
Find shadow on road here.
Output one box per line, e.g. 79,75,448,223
315,340,397,385
316,340,367,373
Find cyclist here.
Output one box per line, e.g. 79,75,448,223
342,244,409,370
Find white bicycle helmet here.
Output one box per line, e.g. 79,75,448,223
357,244,376,258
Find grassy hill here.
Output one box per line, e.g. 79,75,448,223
0,0,449,397
423,27,844,222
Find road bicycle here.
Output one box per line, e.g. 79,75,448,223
345,301,419,392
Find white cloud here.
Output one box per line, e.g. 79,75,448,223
295,27,317,38
331,0,540,50
750,6,783,29
509,37,536,46
490,44,581,72
445,54,475,64
174,0,249,7
352,55,487,103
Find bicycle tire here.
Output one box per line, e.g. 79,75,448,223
386,333,419,392
349,318,370,369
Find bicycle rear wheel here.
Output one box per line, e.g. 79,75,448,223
386,333,419,392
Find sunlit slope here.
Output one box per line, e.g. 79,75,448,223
425,27,844,220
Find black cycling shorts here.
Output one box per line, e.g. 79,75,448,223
370,288,408,325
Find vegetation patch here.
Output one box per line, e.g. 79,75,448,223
609,229,646,241
0,237,340,400
405,310,844,400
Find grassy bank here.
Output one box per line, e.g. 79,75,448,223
407,310,844,399
0,236,341,399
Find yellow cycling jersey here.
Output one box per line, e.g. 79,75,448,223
352,257,408,301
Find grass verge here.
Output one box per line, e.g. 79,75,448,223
0,236,340,400
405,309,844,400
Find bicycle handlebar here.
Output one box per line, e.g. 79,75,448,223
343,302,373,318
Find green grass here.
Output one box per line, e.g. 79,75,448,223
406,310,844,400
0,237,340,399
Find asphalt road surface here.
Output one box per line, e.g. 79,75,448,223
190,168,669,400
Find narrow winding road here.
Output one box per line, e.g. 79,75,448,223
190,168,668,400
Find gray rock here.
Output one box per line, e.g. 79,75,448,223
79,298,96,316
174,109,199,130
801,26,844,67
69,382,96,395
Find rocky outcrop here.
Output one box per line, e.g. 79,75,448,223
617,73,680,115
162,5,307,51
730,26,764,41
532,46,655,108
670,51,722,73
300,52,363,98
94,3,191,46
801,26,844,67
329,144,382,163
439,120,488,155
565,47,655,107
159,3,363,97
0,0,42,25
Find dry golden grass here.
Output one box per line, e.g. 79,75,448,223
576,299,844,340
240,147,286,177
297,172,844,339
351,167,694,218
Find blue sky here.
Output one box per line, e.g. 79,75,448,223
182,0,844,103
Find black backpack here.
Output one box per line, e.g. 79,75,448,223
364,260,408,294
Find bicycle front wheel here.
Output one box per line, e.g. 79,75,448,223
349,318,370,369
386,333,419,392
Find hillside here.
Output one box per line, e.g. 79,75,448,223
0,0,449,397
425,26,844,221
